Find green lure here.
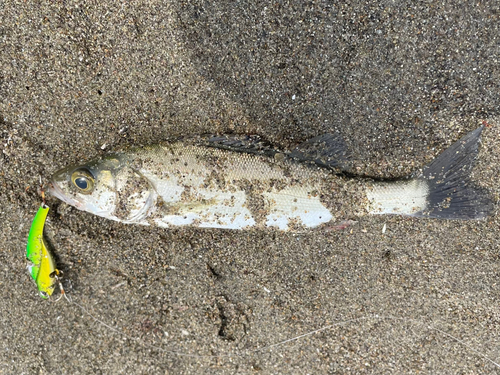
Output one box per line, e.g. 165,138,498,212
26,205,61,299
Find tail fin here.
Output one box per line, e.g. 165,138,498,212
413,125,493,219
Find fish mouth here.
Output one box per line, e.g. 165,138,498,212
47,180,83,208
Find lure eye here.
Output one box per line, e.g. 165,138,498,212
49,270,62,279
71,169,95,194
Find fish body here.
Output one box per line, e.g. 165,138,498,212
48,127,492,230
26,205,58,298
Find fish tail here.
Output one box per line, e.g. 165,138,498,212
367,126,493,219
413,125,493,219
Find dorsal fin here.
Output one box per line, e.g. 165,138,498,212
205,132,351,171
289,133,351,171
205,135,281,157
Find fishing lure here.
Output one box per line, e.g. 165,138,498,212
26,204,65,299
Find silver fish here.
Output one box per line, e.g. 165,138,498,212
48,127,492,231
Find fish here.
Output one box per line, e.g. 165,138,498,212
26,204,63,298
48,126,493,231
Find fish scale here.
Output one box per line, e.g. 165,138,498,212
130,144,359,230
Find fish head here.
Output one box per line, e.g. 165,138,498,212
48,155,157,223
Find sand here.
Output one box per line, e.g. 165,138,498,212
1,1,499,373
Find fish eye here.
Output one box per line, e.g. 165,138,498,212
71,168,95,194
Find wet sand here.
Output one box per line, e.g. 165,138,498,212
1,1,500,374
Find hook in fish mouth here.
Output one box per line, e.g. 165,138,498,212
47,180,83,208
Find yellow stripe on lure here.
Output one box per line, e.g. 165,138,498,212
26,204,61,299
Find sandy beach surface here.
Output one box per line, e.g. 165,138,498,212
1,1,500,374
